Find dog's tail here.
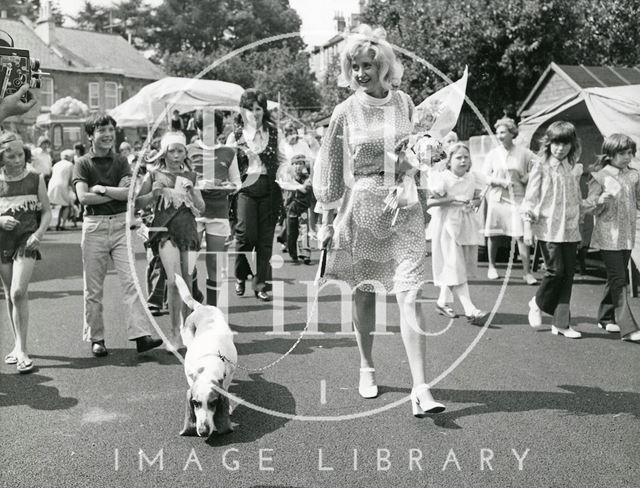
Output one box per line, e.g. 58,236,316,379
175,274,198,310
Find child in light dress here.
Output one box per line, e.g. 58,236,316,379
428,143,488,324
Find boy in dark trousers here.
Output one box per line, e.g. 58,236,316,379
284,155,313,264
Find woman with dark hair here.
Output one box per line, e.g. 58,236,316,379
226,89,284,302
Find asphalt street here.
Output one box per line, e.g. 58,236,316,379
1,228,638,488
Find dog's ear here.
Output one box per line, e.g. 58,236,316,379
213,388,233,435
179,388,198,436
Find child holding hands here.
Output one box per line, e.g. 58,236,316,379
0,132,52,373
586,133,640,342
136,132,205,349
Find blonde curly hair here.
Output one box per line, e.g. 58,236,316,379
338,24,404,91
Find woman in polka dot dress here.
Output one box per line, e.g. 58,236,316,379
313,25,445,416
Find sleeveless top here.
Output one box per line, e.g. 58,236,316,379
187,142,233,219
0,171,42,261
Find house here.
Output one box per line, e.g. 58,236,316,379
308,1,366,82
0,1,164,148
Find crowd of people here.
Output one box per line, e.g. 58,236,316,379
0,24,638,427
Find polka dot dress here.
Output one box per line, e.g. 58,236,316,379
313,89,426,294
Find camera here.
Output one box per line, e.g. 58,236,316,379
0,29,45,99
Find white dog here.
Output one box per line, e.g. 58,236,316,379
174,274,237,437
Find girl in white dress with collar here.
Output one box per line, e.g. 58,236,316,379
428,143,488,324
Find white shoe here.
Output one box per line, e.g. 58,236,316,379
523,273,538,285
487,267,499,280
528,297,542,328
622,331,640,342
551,326,582,339
410,384,445,417
358,368,378,399
598,322,621,333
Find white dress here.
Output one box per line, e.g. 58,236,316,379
429,170,484,286
484,144,536,237
313,89,425,293
47,159,75,206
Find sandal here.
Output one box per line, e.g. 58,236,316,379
435,304,457,318
4,354,18,365
16,359,34,374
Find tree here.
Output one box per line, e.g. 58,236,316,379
0,0,65,25
162,45,321,116
74,0,152,49
147,0,304,56
361,0,640,136
73,1,111,32
153,0,319,115
317,53,351,117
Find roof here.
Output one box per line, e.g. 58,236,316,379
0,18,164,80
556,64,640,88
311,34,346,53
0,19,71,70
54,27,165,80
519,62,640,115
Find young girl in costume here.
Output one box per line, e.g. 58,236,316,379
0,132,52,373
586,133,640,342
428,143,488,324
136,132,205,349
522,121,583,338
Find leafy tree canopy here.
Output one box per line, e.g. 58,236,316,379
361,0,640,134
0,0,65,26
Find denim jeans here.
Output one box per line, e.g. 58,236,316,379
81,213,151,342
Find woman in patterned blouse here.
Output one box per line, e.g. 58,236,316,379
586,134,640,342
314,25,445,416
522,121,583,338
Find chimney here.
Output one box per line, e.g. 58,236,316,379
334,12,346,33
35,0,55,46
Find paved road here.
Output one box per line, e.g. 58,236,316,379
1,229,638,488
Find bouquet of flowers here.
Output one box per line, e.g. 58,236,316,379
383,67,469,226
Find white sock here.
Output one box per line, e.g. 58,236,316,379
452,282,478,315
437,286,450,307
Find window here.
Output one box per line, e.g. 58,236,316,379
104,81,119,110
63,126,82,144
39,77,54,108
88,82,100,109
52,125,63,148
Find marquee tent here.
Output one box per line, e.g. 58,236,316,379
518,84,640,153
109,77,279,128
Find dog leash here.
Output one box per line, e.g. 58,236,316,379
232,248,327,372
